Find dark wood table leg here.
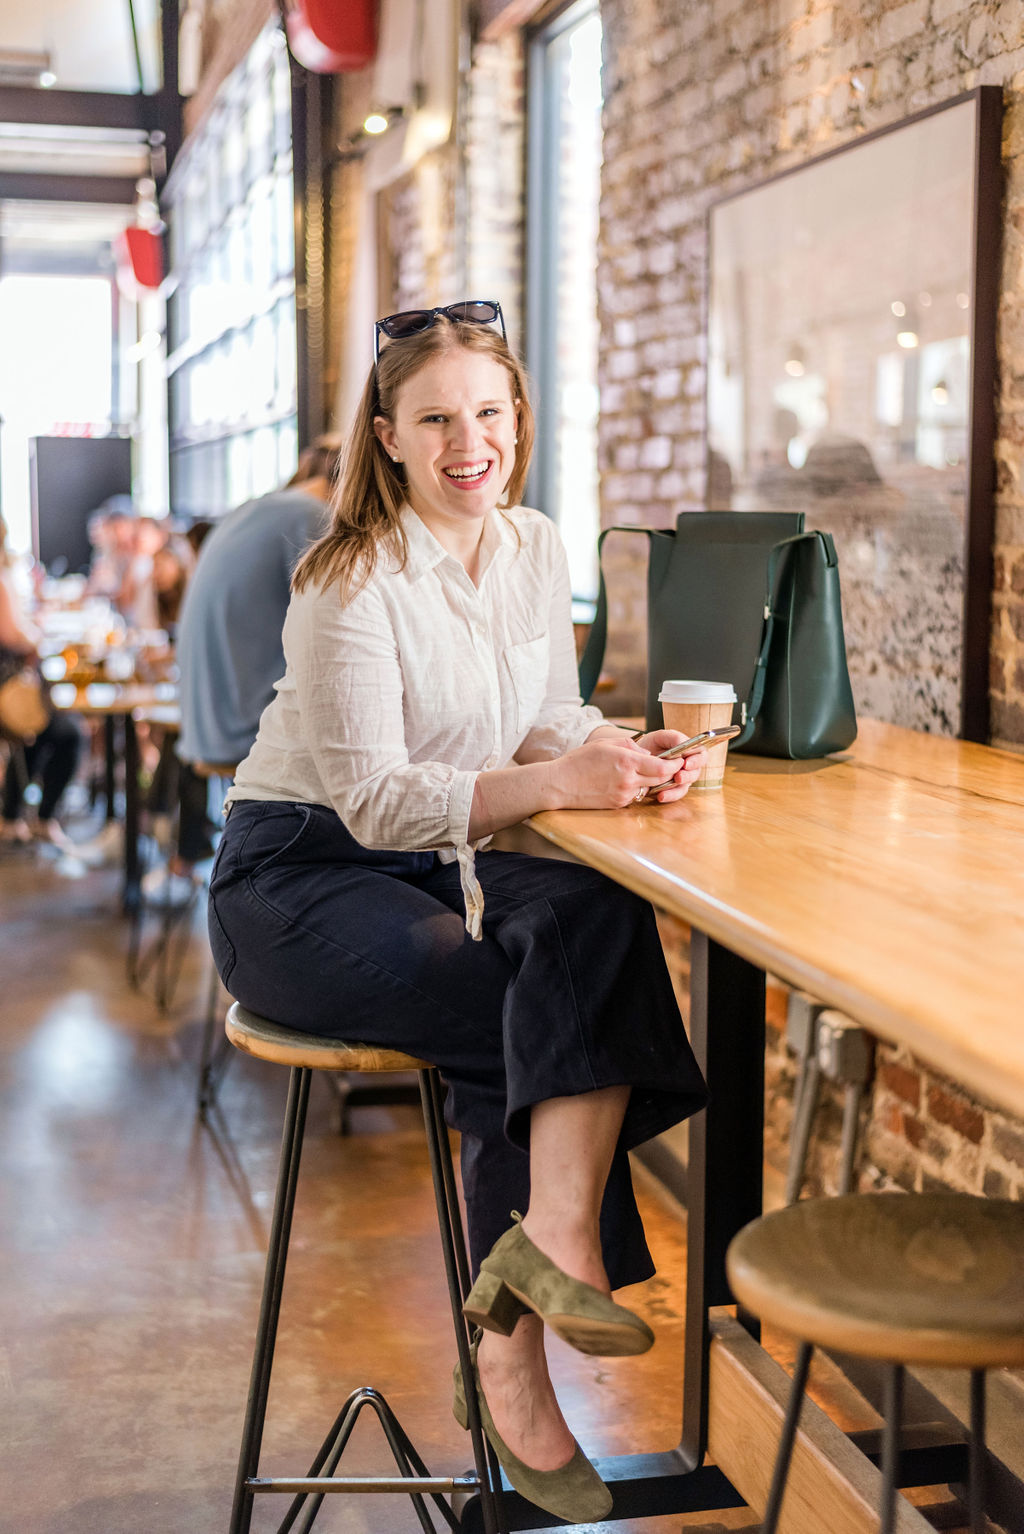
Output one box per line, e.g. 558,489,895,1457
460,927,765,1530
122,712,141,914
103,715,117,821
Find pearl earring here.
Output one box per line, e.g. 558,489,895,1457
513,436,518,446
392,456,401,463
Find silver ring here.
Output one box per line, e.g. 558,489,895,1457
633,787,647,803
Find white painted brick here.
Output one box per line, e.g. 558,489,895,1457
878,0,929,49
608,349,639,380
964,12,992,61
639,436,673,469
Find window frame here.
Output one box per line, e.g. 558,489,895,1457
525,0,602,608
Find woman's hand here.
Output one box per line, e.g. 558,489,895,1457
631,729,707,802
547,734,707,809
469,730,707,839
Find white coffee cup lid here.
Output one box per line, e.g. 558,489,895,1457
658,679,737,703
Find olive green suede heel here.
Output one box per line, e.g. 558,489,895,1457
459,1267,530,1336
453,1337,613,1525
463,1214,655,1357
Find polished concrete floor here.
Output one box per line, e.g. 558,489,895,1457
0,822,976,1533
0,824,764,1534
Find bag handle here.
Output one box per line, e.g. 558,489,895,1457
734,531,831,747
578,525,657,703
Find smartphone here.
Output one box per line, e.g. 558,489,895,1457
637,724,743,800
655,724,742,761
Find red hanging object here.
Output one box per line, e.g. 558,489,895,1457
285,0,379,73
114,226,164,293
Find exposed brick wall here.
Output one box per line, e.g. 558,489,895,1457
371,33,526,348
598,0,1024,747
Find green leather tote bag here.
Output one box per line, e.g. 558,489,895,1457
578,511,858,759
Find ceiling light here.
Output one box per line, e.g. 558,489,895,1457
363,113,390,135
39,69,57,88
896,331,919,349
891,300,906,317
931,380,949,404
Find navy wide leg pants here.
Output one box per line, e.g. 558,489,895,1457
208,800,707,1286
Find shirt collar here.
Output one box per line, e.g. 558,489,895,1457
399,503,518,584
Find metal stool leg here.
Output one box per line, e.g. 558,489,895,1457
228,1066,312,1534
880,1363,905,1534
761,1341,813,1534
198,951,233,1114
969,1368,986,1534
419,1070,506,1534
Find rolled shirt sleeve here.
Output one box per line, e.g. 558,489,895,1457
284,579,481,854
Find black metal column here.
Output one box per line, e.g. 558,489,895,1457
681,928,766,1466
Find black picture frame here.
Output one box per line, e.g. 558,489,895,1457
706,86,1002,741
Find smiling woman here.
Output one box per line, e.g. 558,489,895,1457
208,304,710,1524
371,350,520,576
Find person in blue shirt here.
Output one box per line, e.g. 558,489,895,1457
142,440,339,904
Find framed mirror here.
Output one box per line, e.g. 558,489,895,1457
706,87,1001,740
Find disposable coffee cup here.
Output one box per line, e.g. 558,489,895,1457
658,680,738,790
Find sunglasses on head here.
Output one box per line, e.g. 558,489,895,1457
374,300,506,363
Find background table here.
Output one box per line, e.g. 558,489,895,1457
51,680,179,910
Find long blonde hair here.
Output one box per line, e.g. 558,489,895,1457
292,319,535,600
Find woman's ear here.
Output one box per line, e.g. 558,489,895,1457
373,415,398,459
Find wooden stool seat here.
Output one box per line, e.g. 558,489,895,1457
226,1003,432,1075
189,758,241,779
727,1191,1024,1370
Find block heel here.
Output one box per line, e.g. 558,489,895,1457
471,1213,655,1357
462,1268,529,1335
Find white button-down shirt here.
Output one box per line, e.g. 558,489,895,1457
227,504,605,934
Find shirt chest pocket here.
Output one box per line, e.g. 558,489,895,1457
503,634,549,732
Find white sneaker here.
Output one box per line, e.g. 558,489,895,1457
141,865,200,909
73,819,124,866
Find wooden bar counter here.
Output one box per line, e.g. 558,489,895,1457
530,717,1024,1121
517,718,1024,1534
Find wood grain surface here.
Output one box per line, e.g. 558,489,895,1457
528,718,1024,1118
707,1310,934,1534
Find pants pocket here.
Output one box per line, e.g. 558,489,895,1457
207,898,237,989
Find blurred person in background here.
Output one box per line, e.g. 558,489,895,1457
116,515,167,632
86,502,136,601
141,437,340,905
0,517,83,850
152,532,196,638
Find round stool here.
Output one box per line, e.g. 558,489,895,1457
726,1193,1024,1534
224,1002,504,1534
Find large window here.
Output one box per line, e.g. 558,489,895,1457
163,24,297,519
0,274,115,553
527,1,603,604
